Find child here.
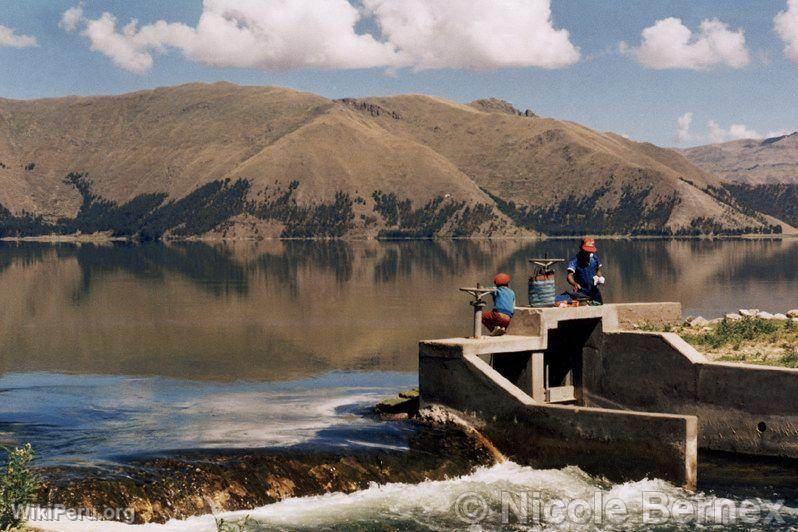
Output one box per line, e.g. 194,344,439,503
482,273,516,336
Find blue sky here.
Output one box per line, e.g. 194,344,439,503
1,0,797,147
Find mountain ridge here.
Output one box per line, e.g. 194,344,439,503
681,132,798,185
0,82,785,239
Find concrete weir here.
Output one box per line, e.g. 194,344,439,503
419,303,798,491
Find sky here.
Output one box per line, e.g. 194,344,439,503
1,0,797,147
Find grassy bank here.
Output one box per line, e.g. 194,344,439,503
649,318,798,367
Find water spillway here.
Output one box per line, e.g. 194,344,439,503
419,303,798,491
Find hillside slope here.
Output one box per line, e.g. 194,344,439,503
681,132,798,185
0,83,780,238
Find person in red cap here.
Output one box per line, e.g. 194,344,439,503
566,238,605,303
482,273,516,336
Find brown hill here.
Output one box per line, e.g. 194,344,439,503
0,82,780,238
681,133,798,184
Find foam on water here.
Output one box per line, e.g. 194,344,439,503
35,461,798,531
0,371,417,464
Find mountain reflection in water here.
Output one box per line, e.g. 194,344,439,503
1,238,797,381
2,238,798,528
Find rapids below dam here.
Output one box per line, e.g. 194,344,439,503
1,238,798,529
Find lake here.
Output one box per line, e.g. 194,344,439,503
1,238,797,530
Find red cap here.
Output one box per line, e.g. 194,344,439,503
580,238,598,253
494,273,511,286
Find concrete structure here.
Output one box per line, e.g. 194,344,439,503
419,302,798,490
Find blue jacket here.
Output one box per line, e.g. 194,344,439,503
567,254,602,295
492,286,516,316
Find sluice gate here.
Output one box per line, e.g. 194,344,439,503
419,303,798,490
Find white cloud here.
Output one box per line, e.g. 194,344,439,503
60,5,84,32
61,0,400,74
708,120,762,143
363,0,580,70
675,112,693,143
0,24,38,48
727,123,763,140
628,17,750,70
775,0,798,63
83,14,162,74
677,114,773,145
61,0,580,74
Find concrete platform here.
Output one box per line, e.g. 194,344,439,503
419,302,798,490
420,335,545,357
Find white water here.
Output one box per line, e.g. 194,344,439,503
0,372,417,465
33,461,798,531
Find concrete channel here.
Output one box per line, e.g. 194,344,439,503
419,303,798,491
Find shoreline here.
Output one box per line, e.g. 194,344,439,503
3,233,797,244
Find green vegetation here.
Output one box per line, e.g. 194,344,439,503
484,185,679,235
674,217,780,236
60,172,168,237
652,318,798,368
0,444,40,531
0,205,51,238
253,181,355,238
139,179,250,239
2,175,498,240
487,180,781,236
6,170,786,240
681,318,782,350
451,204,496,237
724,183,798,228
716,348,798,368
0,174,251,240
372,191,496,238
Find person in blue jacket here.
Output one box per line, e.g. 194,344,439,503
566,238,605,304
482,273,516,336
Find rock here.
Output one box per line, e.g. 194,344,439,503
773,313,789,321
756,311,774,320
725,313,743,321
399,389,419,400
739,309,759,317
37,423,496,525
708,318,724,325
788,310,798,319
380,412,410,421
375,390,420,417
689,317,709,327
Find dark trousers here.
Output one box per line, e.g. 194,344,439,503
570,287,603,304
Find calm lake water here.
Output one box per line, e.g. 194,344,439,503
1,238,798,530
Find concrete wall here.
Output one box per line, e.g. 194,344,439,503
420,301,798,491
419,346,698,489
508,302,682,338
584,331,798,458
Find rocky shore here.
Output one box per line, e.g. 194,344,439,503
684,309,798,328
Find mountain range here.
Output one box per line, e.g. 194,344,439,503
681,132,798,185
0,82,790,239
681,133,798,230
